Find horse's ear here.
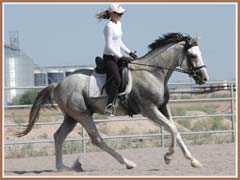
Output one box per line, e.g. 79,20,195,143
197,36,200,42
191,36,200,43
191,37,200,44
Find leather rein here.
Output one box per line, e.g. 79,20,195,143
129,45,206,78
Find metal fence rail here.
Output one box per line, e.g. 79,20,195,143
4,81,237,154
3,97,235,109
4,113,236,127
4,130,236,146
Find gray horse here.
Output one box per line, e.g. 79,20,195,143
18,33,209,171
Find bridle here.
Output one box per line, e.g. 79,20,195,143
181,40,206,79
129,40,206,79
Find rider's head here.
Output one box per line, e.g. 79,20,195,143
96,4,126,22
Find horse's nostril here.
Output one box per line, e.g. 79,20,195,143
204,77,209,82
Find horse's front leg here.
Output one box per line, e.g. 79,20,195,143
158,105,177,164
161,105,202,168
143,105,178,165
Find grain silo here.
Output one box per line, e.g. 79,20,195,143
64,68,76,77
34,69,47,86
47,70,64,84
4,32,34,105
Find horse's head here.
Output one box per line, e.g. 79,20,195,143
179,37,209,85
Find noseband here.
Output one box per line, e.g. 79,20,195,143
185,52,206,78
182,41,206,78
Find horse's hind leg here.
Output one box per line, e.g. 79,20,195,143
79,113,136,169
54,115,77,171
161,105,202,168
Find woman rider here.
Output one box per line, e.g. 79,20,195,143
97,4,137,116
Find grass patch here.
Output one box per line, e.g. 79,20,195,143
171,104,219,117
5,144,50,159
210,117,229,130
177,119,192,129
62,141,83,154
93,113,109,120
189,134,233,145
210,93,230,98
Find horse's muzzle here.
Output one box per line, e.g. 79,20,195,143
193,68,209,85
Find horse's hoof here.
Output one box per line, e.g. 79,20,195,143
72,160,84,172
191,159,203,168
56,165,72,172
164,153,172,165
125,160,137,169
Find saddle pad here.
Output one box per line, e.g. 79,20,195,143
89,71,107,98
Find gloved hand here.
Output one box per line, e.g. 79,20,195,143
129,51,138,60
120,56,133,63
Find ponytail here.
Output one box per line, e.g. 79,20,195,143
96,10,111,21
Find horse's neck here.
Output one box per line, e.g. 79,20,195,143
138,45,183,83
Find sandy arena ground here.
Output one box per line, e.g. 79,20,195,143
4,143,236,177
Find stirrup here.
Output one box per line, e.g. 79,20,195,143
104,103,116,116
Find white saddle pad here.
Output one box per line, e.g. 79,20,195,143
89,71,107,98
89,69,132,98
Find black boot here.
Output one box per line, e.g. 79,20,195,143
104,82,119,116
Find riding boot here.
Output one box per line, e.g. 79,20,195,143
104,82,119,116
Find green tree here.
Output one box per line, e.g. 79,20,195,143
11,89,40,105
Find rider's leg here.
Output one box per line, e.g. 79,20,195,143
104,56,121,116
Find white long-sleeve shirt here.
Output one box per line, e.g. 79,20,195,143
103,21,131,59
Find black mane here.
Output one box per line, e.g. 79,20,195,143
148,33,191,51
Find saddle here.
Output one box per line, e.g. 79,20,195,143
92,56,136,116
94,56,129,94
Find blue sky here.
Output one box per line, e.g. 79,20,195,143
4,3,237,81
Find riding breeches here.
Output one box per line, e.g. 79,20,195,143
103,54,121,104
103,54,121,87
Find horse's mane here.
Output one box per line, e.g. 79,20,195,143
148,33,192,52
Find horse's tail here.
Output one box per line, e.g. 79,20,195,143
17,83,57,137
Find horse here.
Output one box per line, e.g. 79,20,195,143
18,33,209,171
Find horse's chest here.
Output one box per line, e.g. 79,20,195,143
137,78,167,105
152,86,169,106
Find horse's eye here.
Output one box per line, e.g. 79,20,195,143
189,54,197,58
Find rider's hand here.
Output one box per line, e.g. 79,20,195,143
129,51,138,60
120,56,132,63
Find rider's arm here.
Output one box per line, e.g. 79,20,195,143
119,22,131,55
120,39,131,55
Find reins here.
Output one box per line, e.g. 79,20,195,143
129,46,206,77
129,61,189,74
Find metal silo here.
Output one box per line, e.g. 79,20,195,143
4,43,34,105
47,70,64,84
64,68,76,77
34,69,47,86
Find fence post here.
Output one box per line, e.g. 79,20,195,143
161,126,165,147
81,126,86,154
230,82,235,142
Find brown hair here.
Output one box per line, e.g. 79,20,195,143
96,10,111,21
